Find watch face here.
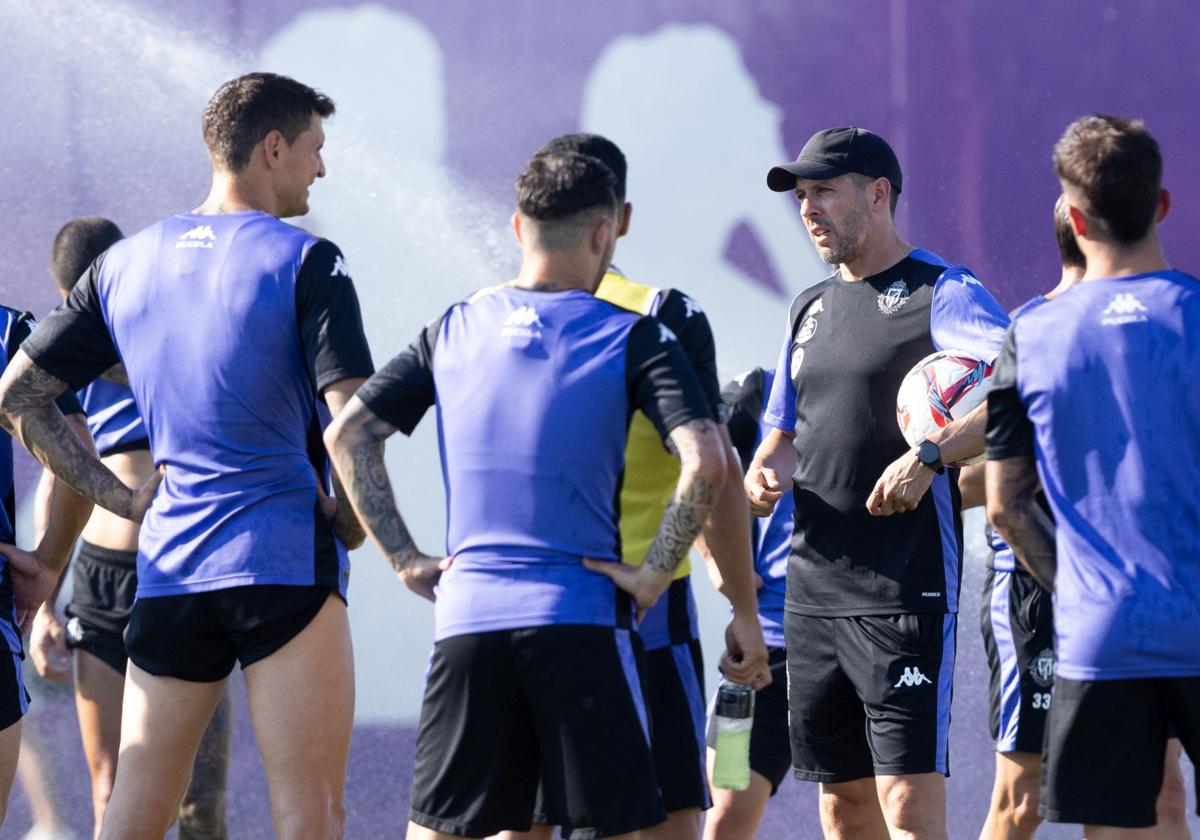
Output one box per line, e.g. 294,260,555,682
919,441,941,466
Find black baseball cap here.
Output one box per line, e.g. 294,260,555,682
767,127,902,194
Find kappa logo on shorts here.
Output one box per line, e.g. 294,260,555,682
331,254,350,277
176,224,216,250
877,279,910,314
893,666,933,688
65,616,85,644
1100,292,1149,325
682,295,703,318
1029,647,1055,688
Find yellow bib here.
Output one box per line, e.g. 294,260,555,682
596,271,691,579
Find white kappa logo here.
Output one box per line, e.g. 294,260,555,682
878,280,910,314
331,254,350,277
681,295,703,318
893,666,933,688
501,305,544,339
176,224,215,250
658,323,677,344
1100,292,1149,325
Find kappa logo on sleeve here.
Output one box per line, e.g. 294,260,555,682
658,323,677,344
681,295,703,318
331,254,351,277
176,224,216,250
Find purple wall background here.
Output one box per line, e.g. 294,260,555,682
2,1,1199,837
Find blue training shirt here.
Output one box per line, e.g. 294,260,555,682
24,211,374,599
987,271,1200,680
79,377,147,458
356,285,713,642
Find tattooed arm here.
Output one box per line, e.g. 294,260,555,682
324,395,447,601
0,350,156,521
585,417,725,608
987,454,1056,590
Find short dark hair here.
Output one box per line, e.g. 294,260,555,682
1053,115,1161,245
536,133,627,201
51,217,123,291
516,152,617,221
1053,193,1085,270
202,72,335,172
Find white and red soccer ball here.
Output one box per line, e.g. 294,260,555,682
896,350,993,467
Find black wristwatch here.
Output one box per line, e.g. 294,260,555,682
917,440,945,474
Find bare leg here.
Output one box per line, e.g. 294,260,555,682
702,748,772,840
875,773,947,840
177,688,232,840
0,718,22,828
243,594,353,840
978,751,1043,840
819,778,889,840
96,665,226,840
421,827,639,840
17,717,71,836
647,809,701,840
1153,739,1191,840
73,650,125,839
493,827,555,840
1084,828,1154,840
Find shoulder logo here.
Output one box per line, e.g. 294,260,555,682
878,279,910,314
331,254,350,277
176,224,215,250
809,297,824,315
790,344,805,380
1100,292,1149,325
893,666,933,688
797,315,818,344
501,305,544,340
658,323,677,344
681,295,703,318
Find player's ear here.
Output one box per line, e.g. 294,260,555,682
1156,188,1171,224
618,202,633,238
511,212,524,245
1067,204,1088,239
261,129,285,170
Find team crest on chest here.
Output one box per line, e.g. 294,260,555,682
877,279,910,314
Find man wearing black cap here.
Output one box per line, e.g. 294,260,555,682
746,127,1009,839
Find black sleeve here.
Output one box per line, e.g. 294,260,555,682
655,289,725,423
625,316,712,443
20,261,120,390
355,315,442,436
7,312,85,416
720,368,765,471
985,323,1035,460
295,240,376,395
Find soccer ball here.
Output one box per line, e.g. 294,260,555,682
895,350,993,467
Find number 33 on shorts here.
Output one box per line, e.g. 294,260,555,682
1032,691,1052,710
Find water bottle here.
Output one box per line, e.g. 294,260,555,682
711,682,755,790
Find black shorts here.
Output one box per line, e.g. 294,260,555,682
64,542,138,675
785,612,956,782
1041,676,1200,828
980,566,1054,753
0,649,29,730
409,625,665,839
705,647,791,794
125,585,334,682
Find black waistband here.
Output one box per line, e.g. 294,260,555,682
98,438,150,458
77,540,138,569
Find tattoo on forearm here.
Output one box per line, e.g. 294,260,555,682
644,419,721,574
1005,506,1057,591
330,429,418,572
0,357,133,517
